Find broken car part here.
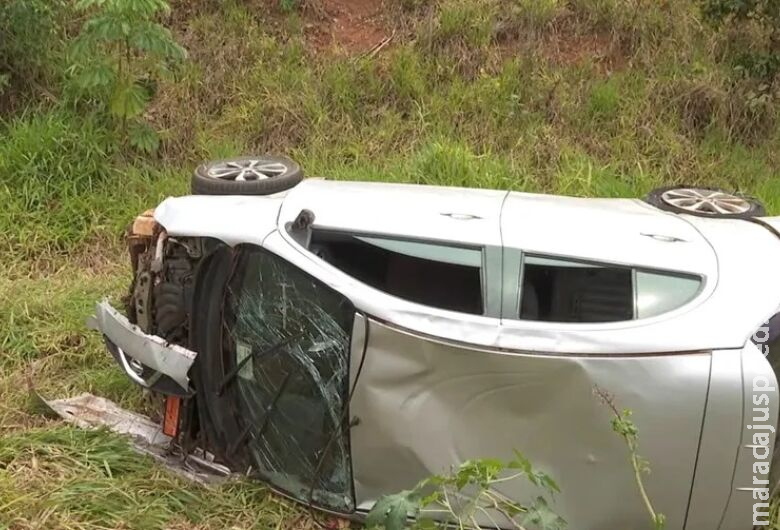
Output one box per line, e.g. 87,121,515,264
88,301,196,393
37,392,231,485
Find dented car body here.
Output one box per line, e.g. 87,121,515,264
94,177,780,529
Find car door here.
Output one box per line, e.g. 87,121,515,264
222,244,358,512
492,193,715,529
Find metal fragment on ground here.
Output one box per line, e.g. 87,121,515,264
38,391,232,485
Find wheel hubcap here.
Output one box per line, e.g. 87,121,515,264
660,188,751,215
206,159,287,181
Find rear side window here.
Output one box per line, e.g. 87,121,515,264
518,255,701,323
309,230,484,315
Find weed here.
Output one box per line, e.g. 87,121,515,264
0,426,298,530
280,0,298,12
594,386,665,529
366,453,565,530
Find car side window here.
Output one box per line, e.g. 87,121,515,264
635,270,701,319
308,230,485,315
518,255,701,323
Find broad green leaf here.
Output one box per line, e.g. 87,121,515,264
128,121,159,153
366,490,420,530
522,497,567,530
75,63,116,89
130,23,186,60
81,15,124,42
536,472,560,495
110,82,148,118
508,450,533,473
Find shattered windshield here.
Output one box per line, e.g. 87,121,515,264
225,246,356,512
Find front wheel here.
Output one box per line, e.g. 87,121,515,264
645,186,765,218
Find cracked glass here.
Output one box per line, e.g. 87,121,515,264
226,246,356,512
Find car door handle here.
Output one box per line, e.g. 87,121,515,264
441,212,482,220
640,232,686,243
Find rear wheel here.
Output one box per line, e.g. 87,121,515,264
645,186,765,218
191,155,303,196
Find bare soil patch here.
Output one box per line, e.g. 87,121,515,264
305,0,390,53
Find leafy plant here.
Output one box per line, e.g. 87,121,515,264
366,452,565,530
593,386,666,530
68,0,186,153
700,0,780,82
0,0,65,90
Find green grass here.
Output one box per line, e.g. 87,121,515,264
2,0,780,527
0,427,298,529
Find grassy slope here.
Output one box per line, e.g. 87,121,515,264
2,0,780,528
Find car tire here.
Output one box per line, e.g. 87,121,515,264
645,186,765,218
191,155,303,196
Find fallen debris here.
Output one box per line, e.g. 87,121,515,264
32,391,232,486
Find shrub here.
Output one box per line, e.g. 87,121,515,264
701,0,780,82
0,0,66,104
69,0,187,153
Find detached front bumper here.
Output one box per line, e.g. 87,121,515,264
87,301,197,395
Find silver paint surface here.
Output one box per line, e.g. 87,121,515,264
89,301,196,390
350,318,710,529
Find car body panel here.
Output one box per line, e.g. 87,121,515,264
719,341,779,528
154,194,285,245
150,182,780,355
684,348,744,529
278,179,506,247
500,192,715,276
684,214,780,343
88,301,197,391
349,316,711,529
759,216,780,235
149,186,780,353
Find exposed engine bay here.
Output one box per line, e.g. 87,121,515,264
127,210,200,343
122,210,212,450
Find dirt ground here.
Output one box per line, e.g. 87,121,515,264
305,0,390,52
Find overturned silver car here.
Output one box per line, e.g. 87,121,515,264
92,156,780,529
